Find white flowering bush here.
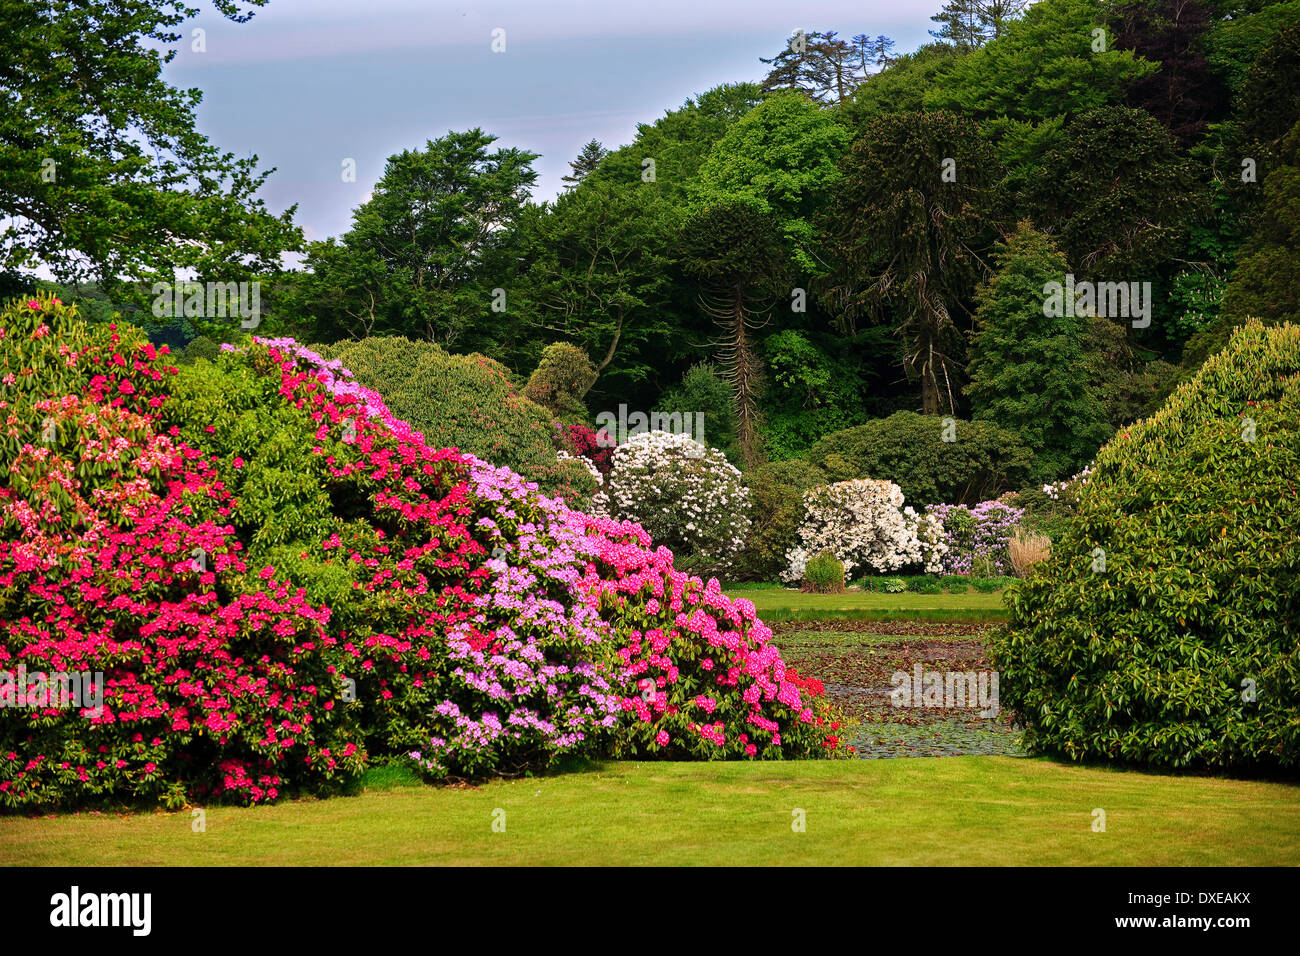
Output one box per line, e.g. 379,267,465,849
1042,464,1093,507
557,449,603,486
783,478,944,582
907,507,948,574
597,430,750,569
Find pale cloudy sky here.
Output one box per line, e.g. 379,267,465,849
162,0,945,242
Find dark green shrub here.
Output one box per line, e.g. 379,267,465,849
940,575,968,593
992,321,1300,772
657,361,740,464
909,575,943,594
806,411,1034,506
801,550,845,593
733,459,828,580
523,341,597,424
970,576,1013,592
182,335,220,365
315,337,595,503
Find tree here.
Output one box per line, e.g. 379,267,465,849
291,129,538,346
839,44,965,124
929,0,985,50
1237,22,1300,150
587,83,764,204
515,177,679,398
820,110,1002,415
561,139,608,188
690,91,851,273
1221,119,1300,326
966,223,1112,482
681,200,791,469
759,30,893,103
656,361,741,463
925,0,1156,122
1111,0,1228,144
1028,106,1198,277
930,0,1028,51
0,0,301,295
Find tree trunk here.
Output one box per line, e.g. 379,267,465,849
921,368,940,415
727,286,766,470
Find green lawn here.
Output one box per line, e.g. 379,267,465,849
727,587,1009,622
3,757,1296,866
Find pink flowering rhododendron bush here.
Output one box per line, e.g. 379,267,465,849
0,296,844,811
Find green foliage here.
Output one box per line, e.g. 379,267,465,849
314,337,595,503
762,329,869,461
802,550,846,593
513,177,680,402
523,342,597,424
1082,315,1178,426
820,110,1002,414
807,411,1035,505
182,335,220,365
925,0,1157,122
992,321,1300,771
1027,106,1199,276
691,92,851,272
966,223,1113,481
734,458,830,581
657,361,740,461
909,575,944,594
1221,119,1300,326
290,130,538,348
0,1,300,294
840,43,965,122
1204,1,1300,98
1237,22,1300,149
681,198,790,469
588,83,765,205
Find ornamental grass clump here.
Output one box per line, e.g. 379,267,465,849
1007,529,1051,577
992,321,1300,772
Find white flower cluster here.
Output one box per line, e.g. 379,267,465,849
907,507,948,574
783,478,945,582
557,449,603,486
596,430,750,567
1043,463,1094,503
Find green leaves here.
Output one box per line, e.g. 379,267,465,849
0,1,299,294
991,321,1300,772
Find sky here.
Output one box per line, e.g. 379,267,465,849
162,0,945,244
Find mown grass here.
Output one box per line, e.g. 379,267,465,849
3,758,1296,866
727,588,1009,622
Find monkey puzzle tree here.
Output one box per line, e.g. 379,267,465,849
680,200,790,470
820,110,1001,415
